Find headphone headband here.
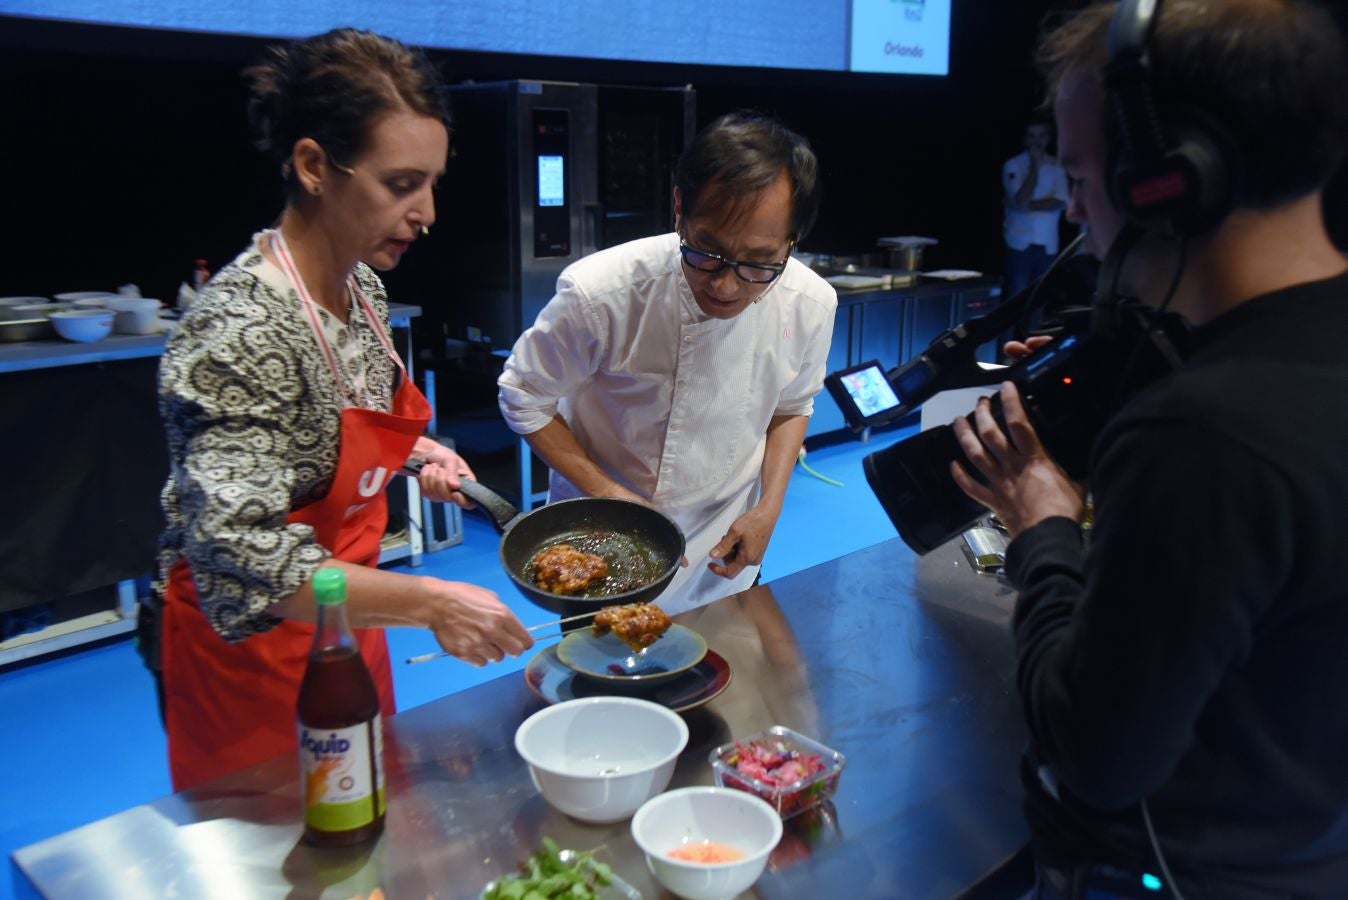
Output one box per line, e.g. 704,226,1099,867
1103,0,1238,235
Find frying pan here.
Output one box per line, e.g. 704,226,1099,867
451,477,686,618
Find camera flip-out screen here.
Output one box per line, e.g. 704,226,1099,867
824,360,904,431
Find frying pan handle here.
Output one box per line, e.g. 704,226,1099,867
455,478,520,534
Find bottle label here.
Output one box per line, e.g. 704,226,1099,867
299,719,385,831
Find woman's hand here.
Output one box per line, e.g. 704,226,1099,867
415,442,476,508
949,381,1085,538
420,578,533,668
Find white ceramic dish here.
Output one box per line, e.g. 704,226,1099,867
631,786,782,900
514,696,688,824
6,303,64,321
54,291,117,303
107,297,162,334
49,309,114,343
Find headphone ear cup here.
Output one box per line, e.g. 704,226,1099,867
1166,115,1239,234
1110,107,1241,236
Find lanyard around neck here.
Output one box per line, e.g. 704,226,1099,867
268,229,406,407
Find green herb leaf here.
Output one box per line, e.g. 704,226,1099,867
481,838,607,900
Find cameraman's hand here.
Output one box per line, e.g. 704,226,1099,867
1002,334,1054,361
949,381,1085,538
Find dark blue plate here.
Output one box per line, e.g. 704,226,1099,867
525,645,732,714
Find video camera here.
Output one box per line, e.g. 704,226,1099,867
849,232,1190,555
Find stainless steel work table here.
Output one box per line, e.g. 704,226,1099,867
12,537,1029,899
0,304,428,666
0,303,422,374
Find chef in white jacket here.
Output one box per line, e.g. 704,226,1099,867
498,111,837,614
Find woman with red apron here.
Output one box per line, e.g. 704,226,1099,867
161,233,425,789
151,30,531,791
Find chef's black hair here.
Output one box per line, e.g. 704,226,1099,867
675,110,821,242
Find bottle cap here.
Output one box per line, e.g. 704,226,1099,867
312,569,348,606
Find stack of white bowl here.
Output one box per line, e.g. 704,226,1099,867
513,697,783,899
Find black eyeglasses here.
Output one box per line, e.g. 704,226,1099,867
679,239,793,284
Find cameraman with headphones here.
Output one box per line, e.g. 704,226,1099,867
950,1,1348,897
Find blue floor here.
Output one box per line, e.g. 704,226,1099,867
1,425,915,897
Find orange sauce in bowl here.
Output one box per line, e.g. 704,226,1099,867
667,840,746,863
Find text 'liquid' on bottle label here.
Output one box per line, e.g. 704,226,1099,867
299,720,385,831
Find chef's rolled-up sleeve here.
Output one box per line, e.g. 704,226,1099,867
498,274,605,435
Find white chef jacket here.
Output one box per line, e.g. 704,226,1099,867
1003,151,1071,253
498,232,838,613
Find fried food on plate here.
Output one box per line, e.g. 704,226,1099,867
592,602,671,652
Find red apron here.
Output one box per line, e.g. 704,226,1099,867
162,232,430,791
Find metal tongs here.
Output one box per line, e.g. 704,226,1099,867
404,610,598,664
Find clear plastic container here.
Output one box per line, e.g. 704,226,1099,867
709,726,845,819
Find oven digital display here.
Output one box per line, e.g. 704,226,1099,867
537,155,564,207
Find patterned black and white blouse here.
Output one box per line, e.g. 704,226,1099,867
156,232,397,641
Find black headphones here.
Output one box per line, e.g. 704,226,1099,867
1103,0,1241,235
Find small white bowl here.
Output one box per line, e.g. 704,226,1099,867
631,786,782,900
106,297,162,334
49,308,114,343
515,697,688,824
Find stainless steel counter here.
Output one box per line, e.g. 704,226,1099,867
0,302,426,665
0,304,423,374
830,274,1001,308
11,537,1028,899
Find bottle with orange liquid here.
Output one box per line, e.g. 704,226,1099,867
297,568,385,847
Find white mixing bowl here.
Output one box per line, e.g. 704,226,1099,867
514,696,688,824
49,309,114,343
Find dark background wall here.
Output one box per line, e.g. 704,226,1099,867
3,3,1346,322
0,5,1067,302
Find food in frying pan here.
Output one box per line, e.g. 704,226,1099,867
532,545,609,595
592,602,672,652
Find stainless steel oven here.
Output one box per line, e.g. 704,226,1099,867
433,80,695,351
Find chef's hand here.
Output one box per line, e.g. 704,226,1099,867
595,481,648,505
708,505,779,580
422,578,533,668
416,444,476,508
595,484,689,567
1004,334,1054,360
949,382,1085,538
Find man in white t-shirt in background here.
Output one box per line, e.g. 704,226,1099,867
498,111,837,614
1002,120,1071,302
